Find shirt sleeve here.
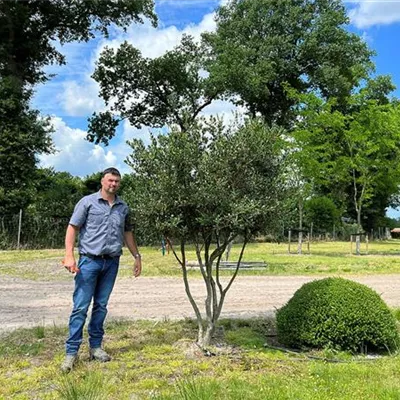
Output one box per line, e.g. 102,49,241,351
69,197,89,227
124,209,134,232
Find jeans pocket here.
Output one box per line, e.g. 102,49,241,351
78,256,90,269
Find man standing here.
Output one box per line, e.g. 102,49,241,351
61,167,142,372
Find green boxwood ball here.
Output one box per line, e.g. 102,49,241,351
276,277,399,352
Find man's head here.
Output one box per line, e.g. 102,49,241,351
101,167,121,195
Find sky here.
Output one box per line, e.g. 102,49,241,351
31,0,400,216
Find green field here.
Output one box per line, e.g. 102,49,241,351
1,240,400,281
2,241,400,399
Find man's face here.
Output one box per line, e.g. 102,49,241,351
101,173,121,194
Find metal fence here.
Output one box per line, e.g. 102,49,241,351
0,211,69,250
0,210,393,250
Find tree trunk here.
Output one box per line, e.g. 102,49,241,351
355,204,362,256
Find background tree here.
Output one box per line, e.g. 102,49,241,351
0,0,156,214
81,172,103,196
88,34,219,145
304,196,341,237
293,86,400,253
28,168,84,218
125,118,286,347
0,0,156,88
204,0,373,125
0,82,53,215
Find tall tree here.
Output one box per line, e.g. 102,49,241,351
0,0,156,213
88,34,219,145
126,118,286,347
0,0,156,87
0,79,53,215
204,0,373,125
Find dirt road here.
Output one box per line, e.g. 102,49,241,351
2,274,400,333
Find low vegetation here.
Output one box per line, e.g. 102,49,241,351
2,242,400,398
2,317,400,399
277,277,400,352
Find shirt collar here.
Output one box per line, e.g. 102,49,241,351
96,190,122,204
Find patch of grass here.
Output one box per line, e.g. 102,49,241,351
2,318,400,399
33,324,46,339
175,378,222,400
3,240,400,280
56,372,107,400
224,327,266,349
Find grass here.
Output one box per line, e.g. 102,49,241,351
2,317,400,399
2,240,400,280
3,242,400,398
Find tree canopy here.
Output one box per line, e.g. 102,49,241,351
0,0,156,214
0,0,156,86
292,83,400,237
204,0,373,125
0,80,53,215
88,35,218,145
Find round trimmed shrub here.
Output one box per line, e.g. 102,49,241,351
276,277,399,352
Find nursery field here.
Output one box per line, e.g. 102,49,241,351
2,240,400,399
2,239,400,281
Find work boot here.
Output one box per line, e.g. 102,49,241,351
60,354,78,373
89,347,111,362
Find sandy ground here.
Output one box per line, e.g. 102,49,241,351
2,273,400,334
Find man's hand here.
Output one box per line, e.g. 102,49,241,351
62,256,80,274
133,257,142,278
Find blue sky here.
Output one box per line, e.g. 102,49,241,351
31,0,400,216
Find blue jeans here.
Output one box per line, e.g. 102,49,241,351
65,255,119,355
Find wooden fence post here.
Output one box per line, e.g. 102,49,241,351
17,209,22,250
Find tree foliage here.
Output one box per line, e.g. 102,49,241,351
304,196,340,233
292,83,400,235
204,0,373,125
0,0,156,214
0,79,53,215
88,35,219,145
28,168,85,218
125,118,286,346
0,0,156,86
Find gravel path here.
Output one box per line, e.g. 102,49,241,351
2,274,400,333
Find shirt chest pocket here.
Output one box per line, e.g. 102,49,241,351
110,209,125,229
87,209,106,226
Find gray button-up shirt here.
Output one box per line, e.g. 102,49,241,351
69,191,132,256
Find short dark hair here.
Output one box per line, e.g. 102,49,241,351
101,167,121,178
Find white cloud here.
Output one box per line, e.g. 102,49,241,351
39,117,124,177
96,11,216,60
61,79,104,117
40,118,160,177
348,1,400,28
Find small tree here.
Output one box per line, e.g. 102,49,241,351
304,196,341,236
126,118,286,347
292,88,400,254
